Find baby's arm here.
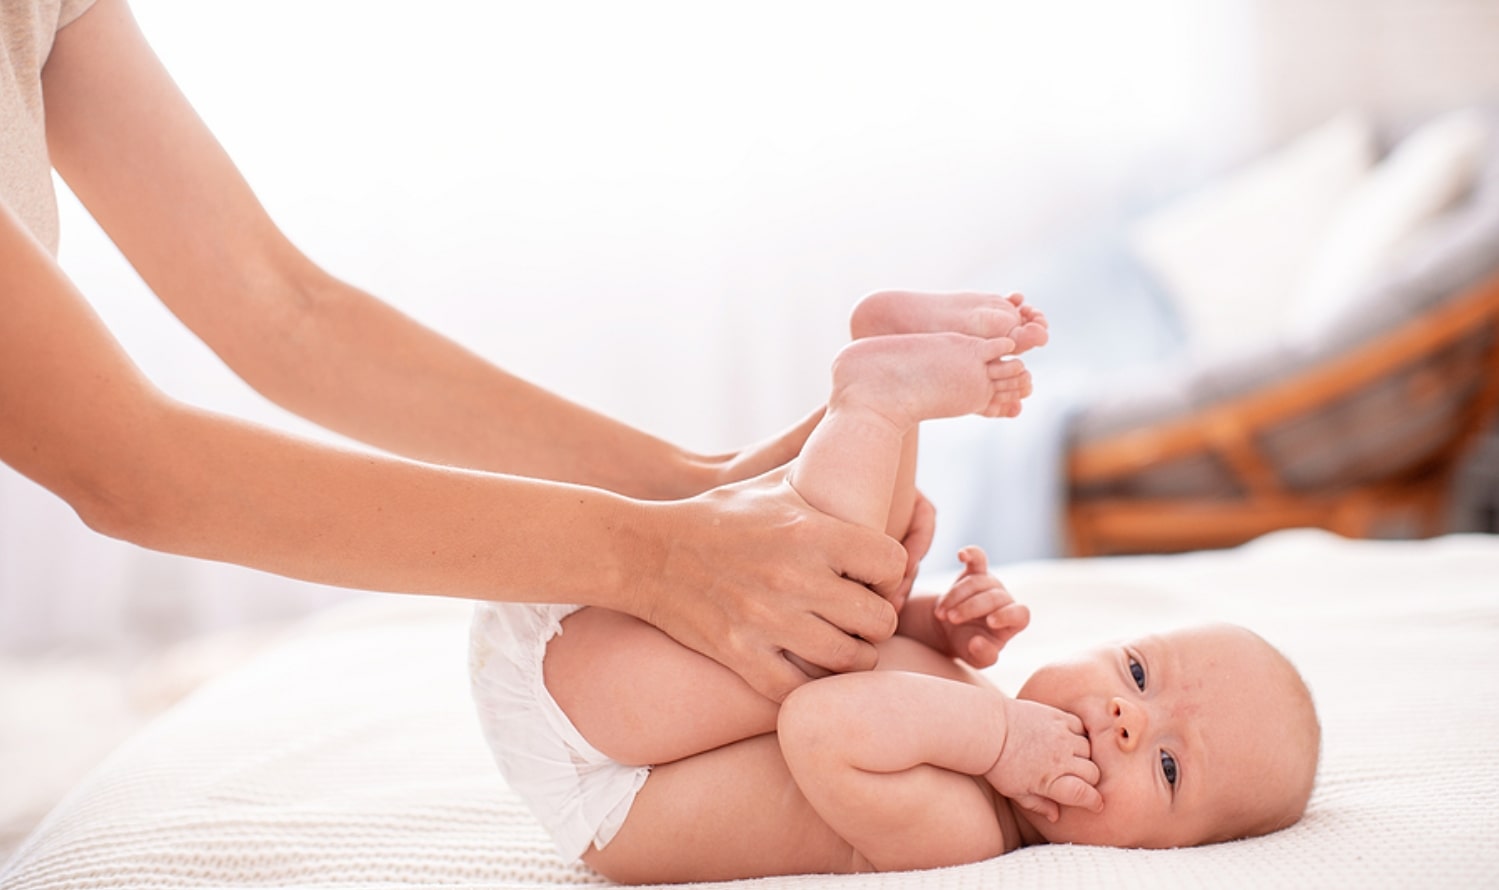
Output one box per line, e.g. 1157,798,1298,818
897,546,1029,668
779,671,1099,872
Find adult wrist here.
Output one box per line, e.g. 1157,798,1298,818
599,494,684,623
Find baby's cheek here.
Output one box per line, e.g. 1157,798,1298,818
1051,784,1148,847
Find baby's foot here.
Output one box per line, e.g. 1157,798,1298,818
828,332,1032,433
850,290,1050,353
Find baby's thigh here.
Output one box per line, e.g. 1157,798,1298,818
544,607,778,766
582,735,858,884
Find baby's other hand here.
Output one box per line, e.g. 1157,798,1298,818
988,698,1102,823
933,546,1029,668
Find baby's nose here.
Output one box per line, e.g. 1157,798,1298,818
1109,696,1148,752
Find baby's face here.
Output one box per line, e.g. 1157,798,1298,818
1015,624,1316,848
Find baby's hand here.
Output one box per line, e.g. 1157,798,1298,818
933,546,1029,668
986,698,1102,822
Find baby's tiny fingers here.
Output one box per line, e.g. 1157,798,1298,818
1052,776,1104,814
1019,794,1060,824
935,575,1004,618
985,601,1029,630
943,588,1005,625
965,635,999,668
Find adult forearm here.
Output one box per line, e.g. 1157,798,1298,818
222,265,716,500
95,395,665,609
39,0,715,502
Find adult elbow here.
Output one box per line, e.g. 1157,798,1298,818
65,455,170,548
59,403,186,550
67,469,161,545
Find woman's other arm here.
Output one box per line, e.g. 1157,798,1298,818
41,0,805,500
0,198,899,697
30,0,908,700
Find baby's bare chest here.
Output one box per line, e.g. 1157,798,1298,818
873,635,993,687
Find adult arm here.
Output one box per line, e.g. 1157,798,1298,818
40,0,803,500
0,197,899,697
778,671,1100,871
25,0,909,700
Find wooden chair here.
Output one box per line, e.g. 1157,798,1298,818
1065,268,1499,556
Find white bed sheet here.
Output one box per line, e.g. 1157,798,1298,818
3,530,1496,889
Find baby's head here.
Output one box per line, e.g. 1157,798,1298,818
1016,623,1319,849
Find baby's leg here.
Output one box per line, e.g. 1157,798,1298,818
851,290,1049,353
790,331,1028,532
545,317,1027,809
582,734,856,883
546,606,777,767
546,333,1025,772
847,290,1044,539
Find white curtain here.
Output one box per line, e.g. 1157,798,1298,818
2,0,1263,652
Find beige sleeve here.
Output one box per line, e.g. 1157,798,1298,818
58,0,100,30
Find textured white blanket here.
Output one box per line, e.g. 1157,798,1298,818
4,530,1497,889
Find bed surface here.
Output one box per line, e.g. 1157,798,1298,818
3,529,1496,889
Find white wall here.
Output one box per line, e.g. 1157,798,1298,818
0,0,1343,653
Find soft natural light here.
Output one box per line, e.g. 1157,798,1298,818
67,0,1257,447
30,0,1263,649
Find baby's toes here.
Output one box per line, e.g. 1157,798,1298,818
991,368,1033,397
1011,321,1050,353
967,305,1023,340
981,393,1025,418
988,358,1028,381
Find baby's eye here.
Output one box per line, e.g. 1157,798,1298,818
1161,751,1179,788
1128,656,1146,691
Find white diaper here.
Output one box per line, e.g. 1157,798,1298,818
468,602,650,862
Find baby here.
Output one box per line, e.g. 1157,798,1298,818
470,290,1320,883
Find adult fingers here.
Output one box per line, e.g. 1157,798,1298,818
809,570,899,644
738,646,817,703
783,612,883,675
835,525,911,609
901,492,937,573
724,616,880,702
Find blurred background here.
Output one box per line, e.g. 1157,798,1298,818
3,0,1498,858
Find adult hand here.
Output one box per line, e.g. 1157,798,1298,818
888,489,936,613
636,468,906,702
699,407,825,491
